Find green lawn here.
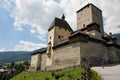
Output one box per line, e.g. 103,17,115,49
11,68,102,80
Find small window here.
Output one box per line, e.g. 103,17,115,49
83,24,85,27
50,36,51,39
58,36,61,39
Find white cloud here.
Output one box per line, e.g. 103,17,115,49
37,35,47,42
0,48,5,52
3,0,120,36
13,22,23,30
10,43,13,46
99,0,120,34
30,29,35,34
3,0,64,40
14,40,47,51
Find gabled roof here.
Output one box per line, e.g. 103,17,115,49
48,17,73,32
31,47,47,55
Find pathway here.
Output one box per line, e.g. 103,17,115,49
92,64,120,80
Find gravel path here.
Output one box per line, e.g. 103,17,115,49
92,64,120,80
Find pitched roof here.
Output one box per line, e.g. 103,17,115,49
48,17,73,32
31,47,47,55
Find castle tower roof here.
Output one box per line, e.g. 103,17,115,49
48,17,73,32
76,3,102,13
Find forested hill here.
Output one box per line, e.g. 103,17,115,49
114,33,120,45
0,51,31,65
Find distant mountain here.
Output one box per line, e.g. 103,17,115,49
114,33,120,45
0,51,31,65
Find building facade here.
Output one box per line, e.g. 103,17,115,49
30,3,120,71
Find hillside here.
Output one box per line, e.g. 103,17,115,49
0,51,31,65
114,33,120,44
11,68,101,80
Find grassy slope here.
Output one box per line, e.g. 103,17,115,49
11,68,101,80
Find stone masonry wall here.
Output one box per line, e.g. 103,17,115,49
80,41,108,65
107,46,120,63
41,53,46,70
30,54,41,71
48,40,120,70
80,41,120,65
50,42,80,70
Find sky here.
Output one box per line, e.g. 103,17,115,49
0,0,120,52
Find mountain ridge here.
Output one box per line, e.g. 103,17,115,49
114,33,120,44
0,51,31,65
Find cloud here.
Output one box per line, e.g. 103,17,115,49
10,43,13,46
13,22,23,30
0,48,5,52
99,0,120,34
2,0,64,41
37,35,47,42
14,40,47,51
2,0,120,38
1,0,120,52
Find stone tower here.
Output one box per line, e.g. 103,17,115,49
76,3,104,34
48,15,73,47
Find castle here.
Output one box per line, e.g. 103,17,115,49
30,3,120,71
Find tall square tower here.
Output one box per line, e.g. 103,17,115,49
76,3,104,33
